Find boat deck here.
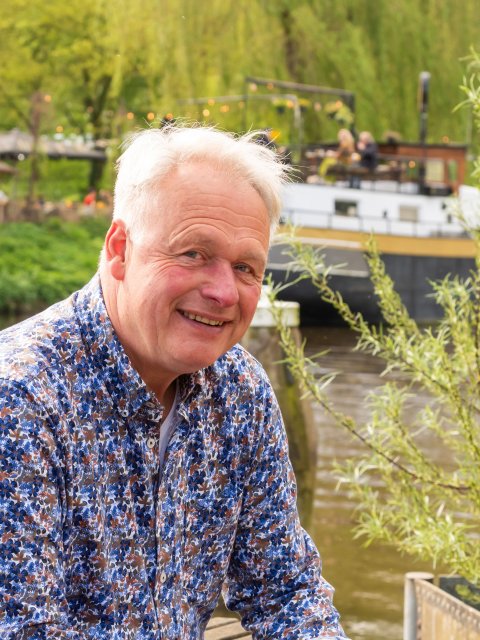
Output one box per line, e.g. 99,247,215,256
205,616,251,639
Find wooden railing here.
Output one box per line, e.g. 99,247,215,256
325,160,404,184
404,572,480,640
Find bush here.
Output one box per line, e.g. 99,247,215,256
268,236,480,586
0,216,109,314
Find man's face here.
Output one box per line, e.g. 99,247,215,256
106,162,270,392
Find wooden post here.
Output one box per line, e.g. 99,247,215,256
403,572,434,640
242,289,317,530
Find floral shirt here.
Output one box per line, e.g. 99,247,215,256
0,276,347,640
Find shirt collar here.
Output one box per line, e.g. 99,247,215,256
74,274,155,416
74,274,205,415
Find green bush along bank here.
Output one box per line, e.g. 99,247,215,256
0,216,110,316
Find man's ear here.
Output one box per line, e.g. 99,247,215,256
104,220,127,281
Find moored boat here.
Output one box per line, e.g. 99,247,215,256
268,165,479,325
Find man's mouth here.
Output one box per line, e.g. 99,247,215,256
181,311,225,326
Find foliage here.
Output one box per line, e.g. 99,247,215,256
0,0,479,148
10,159,94,203
0,1,479,197
268,62,480,585
457,48,480,184
0,216,109,315
268,236,480,585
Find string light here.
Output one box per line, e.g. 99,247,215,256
202,109,210,117
146,112,155,121
127,112,135,120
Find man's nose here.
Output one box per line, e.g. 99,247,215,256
200,260,240,307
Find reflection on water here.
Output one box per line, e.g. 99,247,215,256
301,326,438,640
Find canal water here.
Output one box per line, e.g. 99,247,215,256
0,309,437,639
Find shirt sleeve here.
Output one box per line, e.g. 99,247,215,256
223,386,349,639
0,379,85,639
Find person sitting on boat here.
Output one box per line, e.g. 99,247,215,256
357,130,379,171
335,128,356,164
319,127,357,181
0,124,349,640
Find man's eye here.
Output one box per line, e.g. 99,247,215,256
235,263,253,274
183,250,201,259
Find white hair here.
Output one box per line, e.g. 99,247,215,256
112,124,292,242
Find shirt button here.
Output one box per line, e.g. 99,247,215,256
119,409,128,418
160,571,167,584
146,437,156,449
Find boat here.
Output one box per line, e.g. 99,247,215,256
268,142,479,325
236,75,479,325
177,74,479,325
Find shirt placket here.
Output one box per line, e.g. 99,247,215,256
153,407,191,639
122,403,164,632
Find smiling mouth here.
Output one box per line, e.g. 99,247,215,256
181,311,225,326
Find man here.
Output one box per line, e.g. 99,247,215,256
357,131,378,171
0,126,348,639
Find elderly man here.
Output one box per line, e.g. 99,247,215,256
0,126,347,639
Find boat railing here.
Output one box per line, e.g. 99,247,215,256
281,205,467,239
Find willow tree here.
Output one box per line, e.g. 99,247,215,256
0,0,168,191
150,0,289,132
1,0,480,183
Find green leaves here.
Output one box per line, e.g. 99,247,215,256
0,0,478,147
270,222,480,584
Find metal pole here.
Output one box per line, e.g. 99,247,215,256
403,572,434,640
418,71,431,194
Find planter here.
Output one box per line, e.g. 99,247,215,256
438,575,480,612
404,572,480,640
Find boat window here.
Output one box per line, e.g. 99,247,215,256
335,200,358,216
425,159,444,183
399,205,418,222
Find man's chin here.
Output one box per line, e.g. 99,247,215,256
180,348,232,373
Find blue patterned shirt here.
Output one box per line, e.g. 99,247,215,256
0,276,347,639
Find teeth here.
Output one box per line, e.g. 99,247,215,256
183,312,224,326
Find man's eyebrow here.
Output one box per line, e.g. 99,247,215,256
170,232,215,251
172,233,267,264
